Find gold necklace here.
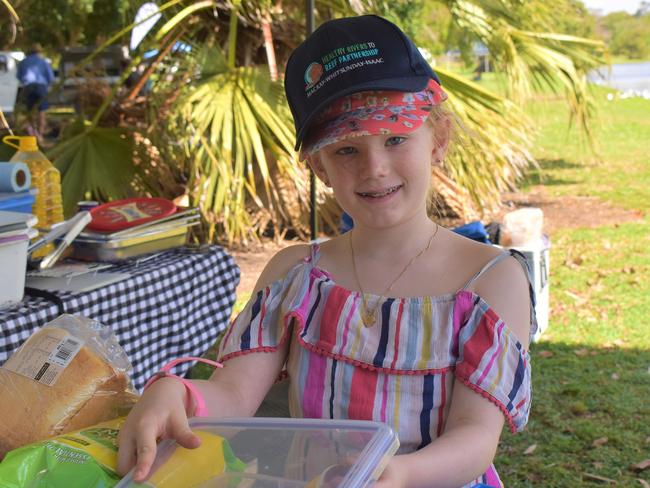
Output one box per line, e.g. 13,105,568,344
349,224,439,327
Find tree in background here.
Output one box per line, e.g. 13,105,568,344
4,0,608,245
0,0,132,52
598,11,650,59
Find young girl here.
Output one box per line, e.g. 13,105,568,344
118,15,536,488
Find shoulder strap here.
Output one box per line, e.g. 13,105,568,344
508,249,539,342
309,242,321,267
461,251,511,290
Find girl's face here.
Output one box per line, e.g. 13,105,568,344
307,121,445,230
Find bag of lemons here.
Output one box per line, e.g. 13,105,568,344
0,417,246,487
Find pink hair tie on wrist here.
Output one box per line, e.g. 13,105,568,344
143,357,223,417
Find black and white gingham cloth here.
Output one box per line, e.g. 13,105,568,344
0,246,240,390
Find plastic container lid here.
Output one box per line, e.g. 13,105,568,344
88,197,176,232
117,417,399,488
3,135,39,152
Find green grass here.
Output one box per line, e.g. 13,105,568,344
493,86,650,486
497,222,650,486
522,90,650,214
543,223,650,346
472,71,650,213
497,340,650,486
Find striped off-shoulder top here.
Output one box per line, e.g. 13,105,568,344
218,244,537,487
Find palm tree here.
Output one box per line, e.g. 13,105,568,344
44,0,605,243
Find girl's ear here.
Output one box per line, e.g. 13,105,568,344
431,116,451,167
306,153,331,187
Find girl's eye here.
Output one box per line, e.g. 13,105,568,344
334,146,357,155
386,136,406,146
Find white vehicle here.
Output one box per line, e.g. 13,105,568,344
0,51,24,114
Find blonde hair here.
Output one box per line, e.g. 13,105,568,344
424,104,462,215
426,104,457,154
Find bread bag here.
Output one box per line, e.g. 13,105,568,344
0,314,137,457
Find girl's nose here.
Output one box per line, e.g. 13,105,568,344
358,148,390,179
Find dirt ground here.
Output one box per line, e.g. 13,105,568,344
498,185,644,234
228,185,645,298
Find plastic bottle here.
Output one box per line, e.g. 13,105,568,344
3,135,64,257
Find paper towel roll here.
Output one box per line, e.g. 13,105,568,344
0,163,31,192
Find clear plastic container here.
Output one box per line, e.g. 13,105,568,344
3,136,64,257
117,417,399,488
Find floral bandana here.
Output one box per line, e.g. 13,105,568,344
301,78,447,157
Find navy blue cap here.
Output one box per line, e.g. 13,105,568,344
285,15,441,151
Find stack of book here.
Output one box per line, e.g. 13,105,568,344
0,210,37,238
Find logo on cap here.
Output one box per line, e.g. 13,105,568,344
304,62,324,88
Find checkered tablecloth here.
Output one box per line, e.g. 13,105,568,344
0,246,240,390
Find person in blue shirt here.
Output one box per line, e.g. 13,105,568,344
16,43,54,138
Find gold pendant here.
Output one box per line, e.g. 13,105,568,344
361,309,376,327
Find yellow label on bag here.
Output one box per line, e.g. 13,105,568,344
55,417,124,470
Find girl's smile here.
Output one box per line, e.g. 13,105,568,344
356,183,403,200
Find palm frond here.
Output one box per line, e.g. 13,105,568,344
48,120,136,216
433,66,535,209
448,0,605,135
155,1,215,39
1,0,18,21
175,45,312,243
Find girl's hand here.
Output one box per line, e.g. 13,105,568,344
117,377,201,481
372,456,408,488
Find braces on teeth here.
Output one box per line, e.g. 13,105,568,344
359,185,400,197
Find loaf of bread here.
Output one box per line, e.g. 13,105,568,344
0,317,136,458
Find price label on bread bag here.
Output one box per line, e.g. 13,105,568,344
4,328,83,386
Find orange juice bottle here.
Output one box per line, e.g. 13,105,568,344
3,135,64,257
